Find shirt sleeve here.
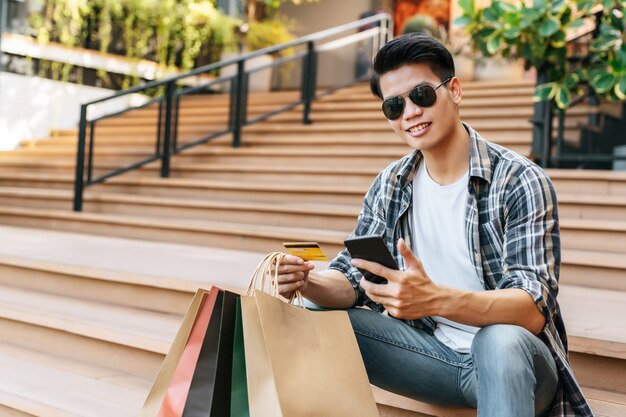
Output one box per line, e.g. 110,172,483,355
328,172,387,307
496,166,561,330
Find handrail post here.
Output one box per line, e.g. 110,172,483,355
540,99,554,168
73,104,88,211
232,60,247,147
302,41,316,125
161,81,175,178
531,67,550,163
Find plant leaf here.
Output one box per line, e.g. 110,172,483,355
503,27,521,39
454,16,473,26
555,85,572,109
523,7,543,23
592,72,617,93
534,82,557,101
565,72,580,89
499,2,517,13
539,17,561,37
551,0,566,13
483,5,501,23
459,0,475,15
486,34,503,54
550,30,567,48
615,77,626,100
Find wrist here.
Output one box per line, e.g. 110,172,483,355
432,286,466,317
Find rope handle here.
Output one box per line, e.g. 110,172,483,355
246,252,304,307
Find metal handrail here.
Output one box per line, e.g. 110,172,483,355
533,8,604,168
73,13,393,211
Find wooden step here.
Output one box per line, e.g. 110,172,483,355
558,194,626,221
0,255,195,315
560,218,626,254
100,177,366,205
559,286,626,395
548,169,626,196
0,284,176,380
373,386,626,417
0,344,145,417
0,206,347,255
561,249,626,291
0,187,360,231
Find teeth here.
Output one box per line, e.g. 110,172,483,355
409,123,429,133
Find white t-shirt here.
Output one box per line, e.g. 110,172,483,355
411,161,485,353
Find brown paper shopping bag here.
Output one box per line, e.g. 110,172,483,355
141,287,216,417
159,288,220,417
241,253,380,417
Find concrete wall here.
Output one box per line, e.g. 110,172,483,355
279,0,377,88
0,72,148,150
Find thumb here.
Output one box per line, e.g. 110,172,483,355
397,238,423,272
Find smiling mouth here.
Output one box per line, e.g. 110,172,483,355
407,122,431,133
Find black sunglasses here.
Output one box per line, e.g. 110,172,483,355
381,78,451,120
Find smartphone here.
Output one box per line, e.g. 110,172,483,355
344,235,398,284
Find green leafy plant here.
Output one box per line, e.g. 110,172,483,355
456,0,625,109
29,0,240,88
246,17,295,56
402,14,442,38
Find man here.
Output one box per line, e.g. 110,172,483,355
276,34,592,417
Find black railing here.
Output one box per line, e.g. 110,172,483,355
73,13,393,211
536,8,626,169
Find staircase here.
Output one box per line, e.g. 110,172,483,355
0,80,624,417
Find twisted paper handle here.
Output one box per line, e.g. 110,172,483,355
246,252,305,307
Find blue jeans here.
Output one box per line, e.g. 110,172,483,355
348,308,558,417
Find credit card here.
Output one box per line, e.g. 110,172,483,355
283,242,329,261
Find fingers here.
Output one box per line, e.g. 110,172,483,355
278,280,305,297
397,238,424,273
277,270,308,284
351,258,395,281
277,262,314,278
280,254,307,265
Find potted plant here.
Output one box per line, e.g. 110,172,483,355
402,14,442,38
455,0,625,109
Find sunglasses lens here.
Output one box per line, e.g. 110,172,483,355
382,96,404,120
409,85,437,107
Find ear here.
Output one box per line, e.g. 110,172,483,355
448,77,462,104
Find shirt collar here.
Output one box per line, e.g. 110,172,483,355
395,122,494,186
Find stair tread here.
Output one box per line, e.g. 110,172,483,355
547,169,626,181
0,225,268,290
559,193,626,205
373,385,626,417
0,284,178,353
560,217,626,231
0,205,347,243
0,186,360,215
559,285,626,358
0,349,144,417
8,185,626,217
562,249,626,269
106,175,366,194
5,165,622,183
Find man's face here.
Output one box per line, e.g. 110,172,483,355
378,63,461,152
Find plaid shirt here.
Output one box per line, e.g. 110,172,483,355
329,124,593,416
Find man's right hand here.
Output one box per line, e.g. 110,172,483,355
276,254,315,298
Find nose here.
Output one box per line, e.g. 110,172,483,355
403,98,423,121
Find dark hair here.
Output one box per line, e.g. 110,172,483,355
370,33,455,99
